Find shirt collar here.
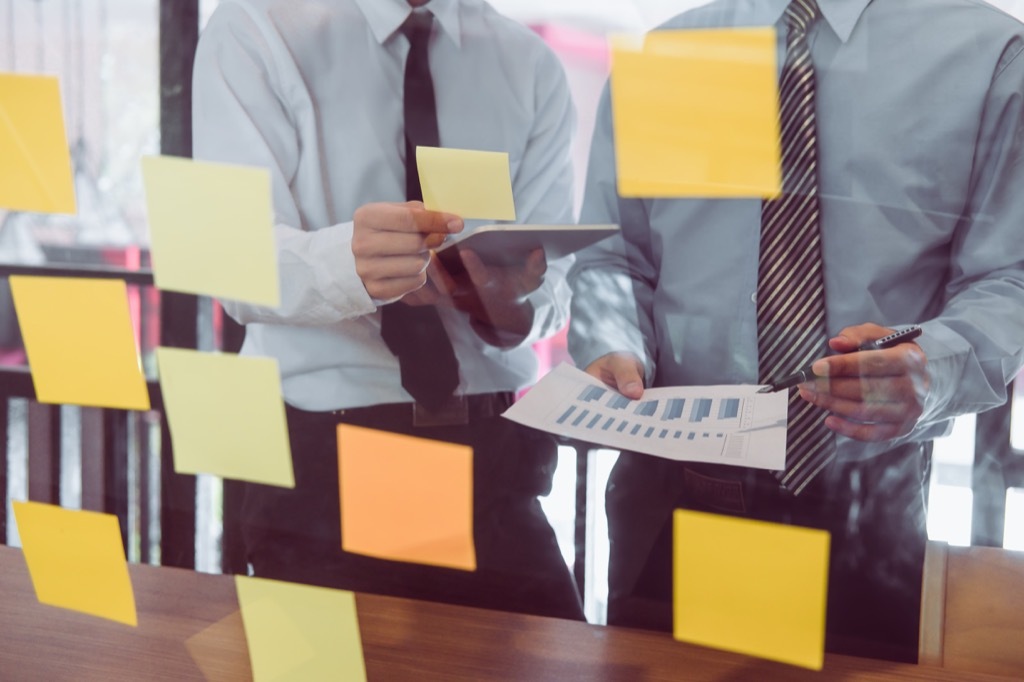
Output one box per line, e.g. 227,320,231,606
354,0,462,49
766,0,873,43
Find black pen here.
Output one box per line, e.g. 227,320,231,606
759,325,923,393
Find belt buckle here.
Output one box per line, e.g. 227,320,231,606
413,395,469,427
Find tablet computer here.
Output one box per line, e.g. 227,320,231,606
434,223,619,271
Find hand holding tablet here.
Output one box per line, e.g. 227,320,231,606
435,223,619,271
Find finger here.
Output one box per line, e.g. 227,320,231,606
611,366,645,399
367,274,428,301
401,279,441,306
517,248,547,296
524,248,547,278
812,345,925,379
459,250,517,315
459,249,492,290
799,386,920,423
355,202,463,236
352,231,436,258
425,254,458,298
586,354,645,399
804,376,920,403
828,323,893,353
424,232,448,249
823,414,912,442
408,206,463,236
356,254,431,283
460,249,542,303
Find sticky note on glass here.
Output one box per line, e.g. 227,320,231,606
416,146,516,220
157,347,294,488
0,73,77,214
141,155,280,307
13,501,137,626
338,424,475,571
236,576,366,682
673,509,829,669
610,28,782,198
11,276,150,411
185,610,252,682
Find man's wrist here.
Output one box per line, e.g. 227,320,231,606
470,299,534,347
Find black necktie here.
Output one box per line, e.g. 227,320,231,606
379,11,460,410
757,0,835,495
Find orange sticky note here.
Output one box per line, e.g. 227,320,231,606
673,509,829,669
610,28,782,198
236,576,366,682
13,501,137,626
10,276,150,410
338,424,475,571
0,72,77,214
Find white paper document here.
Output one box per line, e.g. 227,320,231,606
504,364,789,470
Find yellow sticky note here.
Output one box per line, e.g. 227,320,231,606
184,610,253,682
13,501,137,626
157,347,294,488
0,73,77,214
416,146,516,221
11,276,150,411
673,509,829,670
141,155,280,307
236,576,366,682
610,28,782,198
338,424,476,571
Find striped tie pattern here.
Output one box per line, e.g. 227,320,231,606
757,0,834,495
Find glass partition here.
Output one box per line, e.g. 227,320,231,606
2,0,1024,666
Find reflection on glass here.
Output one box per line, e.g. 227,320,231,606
0,4,1022,674
929,415,976,548
1,0,160,365
1006,488,1024,551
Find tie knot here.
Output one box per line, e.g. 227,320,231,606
785,0,820,35
401,11,434,47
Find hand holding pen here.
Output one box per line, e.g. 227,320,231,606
763,323,929,443
760,326,923,392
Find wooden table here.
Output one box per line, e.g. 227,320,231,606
0,545,1013,681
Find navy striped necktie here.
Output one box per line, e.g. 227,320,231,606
757,0,835,495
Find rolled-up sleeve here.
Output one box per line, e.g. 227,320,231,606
569,84,659,382
192,4,375,327
914,41,1024,431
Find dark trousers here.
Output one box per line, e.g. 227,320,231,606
241,397,585,621
606,442,931,662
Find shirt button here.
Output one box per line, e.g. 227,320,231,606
750,291,757,303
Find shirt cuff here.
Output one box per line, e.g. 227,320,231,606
913,323,961,426
309,221,377,316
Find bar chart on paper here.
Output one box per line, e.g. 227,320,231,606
505,364,788,469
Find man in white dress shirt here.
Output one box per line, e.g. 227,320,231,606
192,0,584,619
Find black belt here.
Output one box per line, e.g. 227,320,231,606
679,441,931,514
287,392,514,428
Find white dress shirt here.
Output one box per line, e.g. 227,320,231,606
191,0,576,410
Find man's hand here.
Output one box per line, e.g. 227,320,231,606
423,247,547,345
799,323,929,441
351,201,462,301
585,352,645,400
